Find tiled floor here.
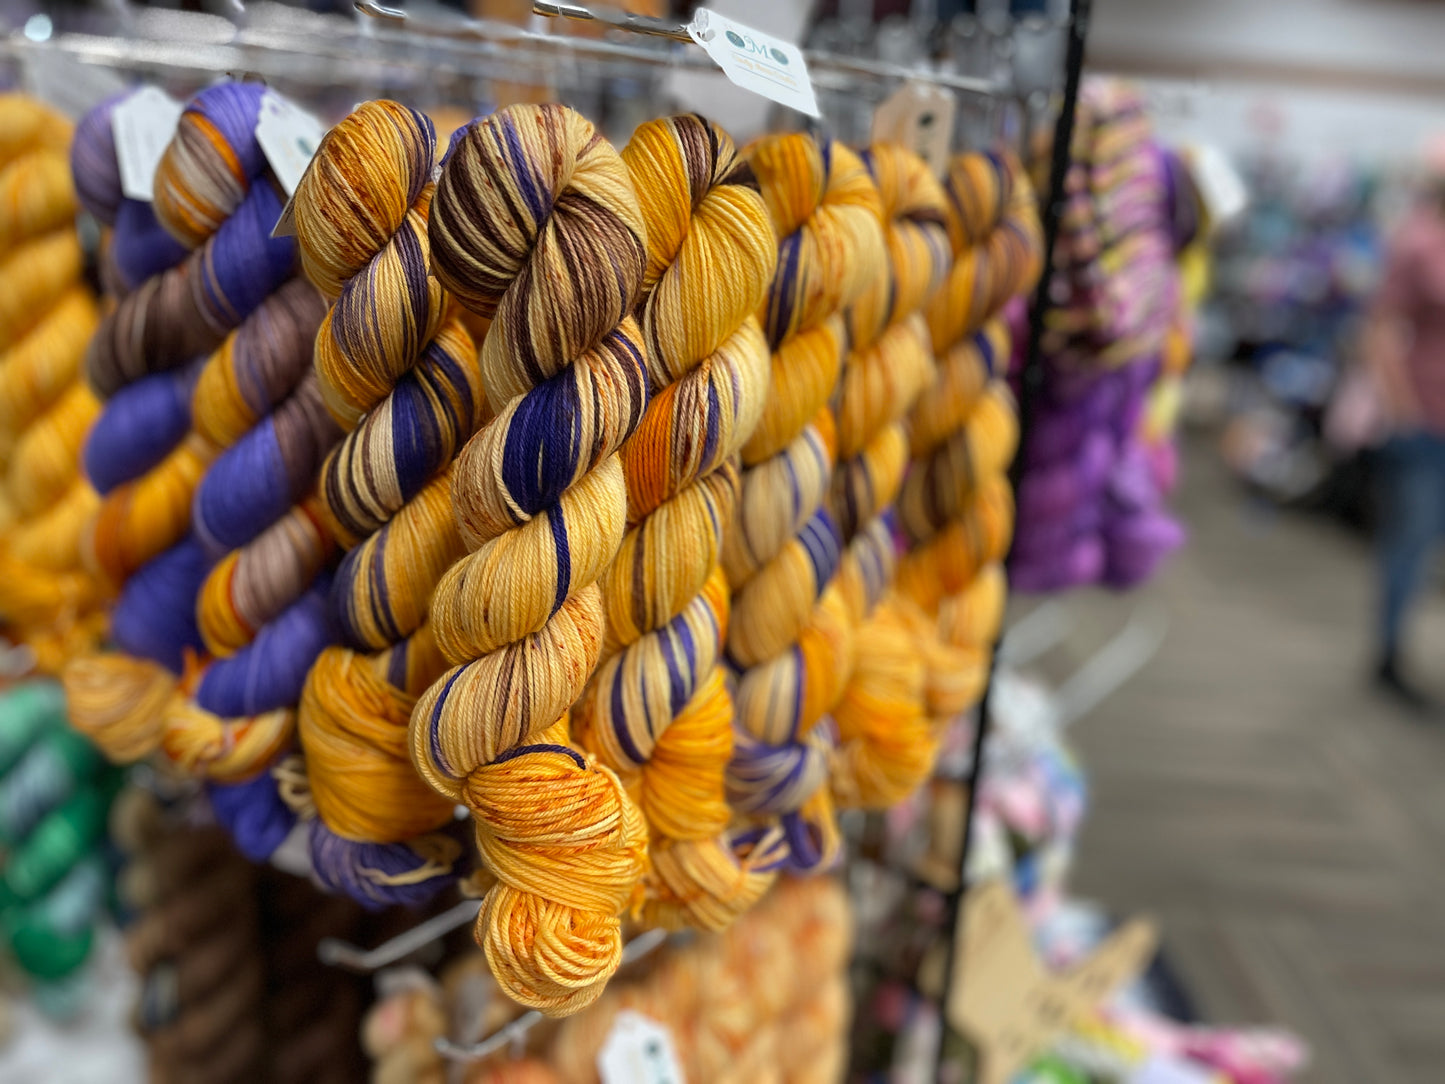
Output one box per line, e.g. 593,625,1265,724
1058,442,1445,1084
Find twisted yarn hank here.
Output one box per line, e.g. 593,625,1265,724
723,132,884,872
825,144,951,814
291,101,482,907
74,87,339,798
415,103,652,1014
573,113,780,933
0,104,108,671
899,150,1040,722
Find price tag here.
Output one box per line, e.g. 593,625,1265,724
872,82,956,178
110,86,184,202
256,90,325,198
598,1010,685,1084
687,7,818,119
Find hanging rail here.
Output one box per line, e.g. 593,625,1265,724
356,0,1008,98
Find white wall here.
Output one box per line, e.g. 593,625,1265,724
1085,0,1445,165
1090,0,1445,92
1130,77,1444,168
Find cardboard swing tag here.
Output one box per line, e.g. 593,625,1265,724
110,87,185,202
948,879,1159,1084
872,82,957,178
257,90,326,238
597,1010,685,1084
687,7,819,119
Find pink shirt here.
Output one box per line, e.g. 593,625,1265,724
1378,205,1445,431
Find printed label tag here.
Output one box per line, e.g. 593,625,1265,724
110,86,184,202
872,82,956,178
597,1010,685,1084
688,7,819,119
256,90,325,198
259,91,326,239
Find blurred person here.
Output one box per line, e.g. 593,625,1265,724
1365,137,1445,712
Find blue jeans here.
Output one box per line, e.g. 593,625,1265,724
1378,432,1445,659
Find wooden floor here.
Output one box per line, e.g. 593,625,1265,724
1058,442,1445,1084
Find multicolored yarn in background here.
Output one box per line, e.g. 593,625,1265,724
825,142,951,814
1011,79,1187,593
722,132,885,874
62,85,352,854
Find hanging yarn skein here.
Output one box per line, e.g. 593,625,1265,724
82,83,301,589
292,100,482,908
898,150,1042,723
0,96,107,672
66,83,326,787
85,83,295,400
414,103,653,1015
825,143,953,813
721,132,885,873
572,113,783,932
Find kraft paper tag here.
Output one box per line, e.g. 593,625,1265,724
872,81,957,178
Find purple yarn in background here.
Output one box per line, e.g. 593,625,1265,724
207,761,297,862
195,572,335,717
177,83,269,184
1104,509,1185,589
70,92,190,289
307,819,463,911
192,376,341,556
83,363,199,494
192,183,296,333
110,537,210,673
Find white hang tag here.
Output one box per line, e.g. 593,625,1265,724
110,86,184,202
687,7,819,119
597,1010,685,1084
259,91,326,239
256,90,325,198
872,82,957,178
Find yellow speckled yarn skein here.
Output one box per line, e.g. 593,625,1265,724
574,114,783,932
722,132,885,873
414,104,653,1015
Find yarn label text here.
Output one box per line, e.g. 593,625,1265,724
688,8,819,118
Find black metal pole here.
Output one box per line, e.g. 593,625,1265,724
933,0,1091,1070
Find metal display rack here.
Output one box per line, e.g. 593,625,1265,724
0,1,1095,1069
